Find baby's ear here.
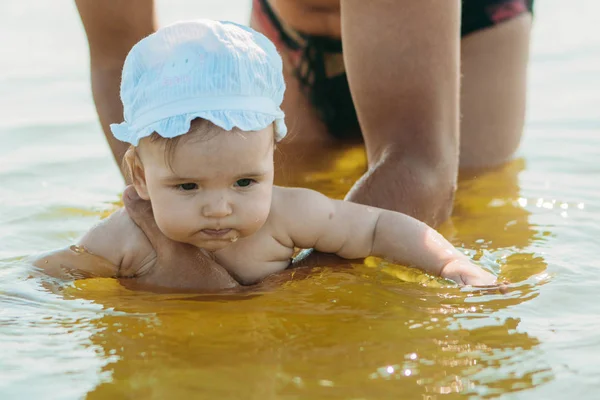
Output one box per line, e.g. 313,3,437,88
124,148,150,200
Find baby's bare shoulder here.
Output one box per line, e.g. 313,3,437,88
271,186,336,223
268,186,337,246
268,187,310,233
78,208,156,277
271,186,328,213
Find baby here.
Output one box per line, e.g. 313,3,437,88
33,20,497,290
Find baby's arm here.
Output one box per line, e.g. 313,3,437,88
30,208,155,280
274,188,496,286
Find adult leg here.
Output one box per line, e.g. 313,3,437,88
459,13,533,169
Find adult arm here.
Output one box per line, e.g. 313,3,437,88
30,188,240,291
340,0,461,227
75,0,157,180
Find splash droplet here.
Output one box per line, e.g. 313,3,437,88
69,245,87,254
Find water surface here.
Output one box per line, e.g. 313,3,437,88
1,1,599,398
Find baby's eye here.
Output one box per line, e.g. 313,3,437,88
235,178,255,188
177,183,198,191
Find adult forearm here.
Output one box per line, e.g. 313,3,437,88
75,0,156,182
345,151,457,227
340,1,461,227
90,65,131,176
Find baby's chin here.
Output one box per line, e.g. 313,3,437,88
194,239,236,252
188,231,246,252
165,225,260,252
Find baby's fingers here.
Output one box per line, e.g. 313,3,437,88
464,274,510,294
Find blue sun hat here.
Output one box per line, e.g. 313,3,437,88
110,19,287,145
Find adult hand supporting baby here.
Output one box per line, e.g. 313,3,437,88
122,185,240,291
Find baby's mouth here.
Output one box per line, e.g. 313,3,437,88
200,228,232,237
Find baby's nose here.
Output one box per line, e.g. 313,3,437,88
201,196,232,218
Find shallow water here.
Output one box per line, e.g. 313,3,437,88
1,0,599,398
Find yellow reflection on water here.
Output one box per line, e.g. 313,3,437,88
66,145,549,398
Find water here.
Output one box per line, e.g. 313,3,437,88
1,0,599,398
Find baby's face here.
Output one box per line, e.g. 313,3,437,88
137,124,275,252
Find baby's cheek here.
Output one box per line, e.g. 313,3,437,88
152,200,194,241
239,199,271,236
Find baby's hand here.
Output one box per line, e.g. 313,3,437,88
440,259,498,287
